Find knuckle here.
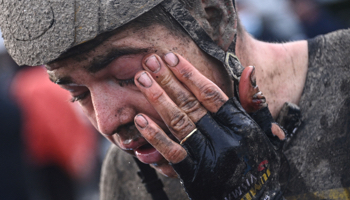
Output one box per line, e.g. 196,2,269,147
159,73,173,87
179,67,193,79
166,148,185,163
199,84,223,103
169,113,193,134
148,90,164,103
179,97,202,114
144,125,159,140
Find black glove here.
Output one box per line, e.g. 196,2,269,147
171,97,285,200
250,106,286,150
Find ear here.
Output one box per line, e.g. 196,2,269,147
190,0,238,51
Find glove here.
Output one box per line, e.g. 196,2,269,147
250,107,286,150
134,54,286,200
172,97,284,200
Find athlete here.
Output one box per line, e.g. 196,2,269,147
1,0,349,199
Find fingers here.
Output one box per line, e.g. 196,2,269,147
135,52,228,151
142,54,207,123
158,52,229,113
252,92,267,110
271,123,286,140
134,71,196,141
135,114,187,164
239,66,267,113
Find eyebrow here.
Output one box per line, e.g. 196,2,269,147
48,73,73,85
85,47,149,73
49,47,149,85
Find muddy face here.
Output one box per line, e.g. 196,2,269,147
46,24,233,177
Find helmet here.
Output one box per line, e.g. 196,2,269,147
0,0,163,66
0,0,243,81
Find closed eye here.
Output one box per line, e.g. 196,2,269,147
70,91,90,103
69,78,136,103
118,78,135,87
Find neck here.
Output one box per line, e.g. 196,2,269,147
236,31,308,118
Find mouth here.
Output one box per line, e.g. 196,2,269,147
115,122,174,165
134,143,164,164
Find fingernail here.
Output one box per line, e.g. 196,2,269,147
250,66,256,87
145,55,161,73
135,114,148,128
137,72,152,88
253,91,262,99
164,52,179,67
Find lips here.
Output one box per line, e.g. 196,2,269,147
135,143,164,164
115,123,171,164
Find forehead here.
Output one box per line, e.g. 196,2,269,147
46,25,133,70
47,24,164,70
46,23,192,83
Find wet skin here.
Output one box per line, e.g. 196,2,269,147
47,24,234,177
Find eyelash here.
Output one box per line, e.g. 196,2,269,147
70,78,135,103
70,91,90,103
118,78,135,87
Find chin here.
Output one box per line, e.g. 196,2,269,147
151,163,178,178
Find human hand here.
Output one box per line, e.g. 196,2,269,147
240,66,287,148
134,52,283,200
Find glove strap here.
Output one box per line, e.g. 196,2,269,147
161,0,244,83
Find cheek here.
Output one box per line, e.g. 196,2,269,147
80,102,98,129
81,86,165,131
137,104,169,133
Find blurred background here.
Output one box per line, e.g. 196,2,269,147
0,0,349,199
0,31,110,200
236,0,350,42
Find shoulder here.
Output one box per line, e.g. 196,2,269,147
308,28,350,68
99,145,188,200
284,29,350,197
308,28,350,47
100,145,149,200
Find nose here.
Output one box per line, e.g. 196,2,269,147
109,124,146,150
90,87,136,136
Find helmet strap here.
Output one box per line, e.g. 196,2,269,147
160,0,244,83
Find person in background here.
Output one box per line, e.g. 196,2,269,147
0,30,29,200
290,0,347,38
236,0,306,41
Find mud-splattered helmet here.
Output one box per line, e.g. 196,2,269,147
0,0,243,81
